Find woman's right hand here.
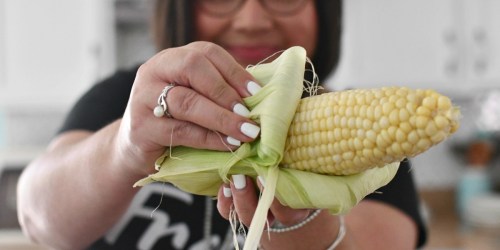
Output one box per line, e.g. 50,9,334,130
117,41,262,176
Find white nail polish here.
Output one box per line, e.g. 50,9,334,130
233,103,250,117
241,123,260,139
247,81,262,96
223,186,232,198
232,175,246,190
258,176,265,187
227,136,241,146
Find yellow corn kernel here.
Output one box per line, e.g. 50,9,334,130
281,87,460,175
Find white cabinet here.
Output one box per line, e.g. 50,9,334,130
460,0,500,91
0,0,116,108
328,0,500,98
0,0,6,92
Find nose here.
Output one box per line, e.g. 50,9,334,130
232,0,273,32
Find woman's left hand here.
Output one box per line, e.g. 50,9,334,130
216,175,347,249
216,175,312,231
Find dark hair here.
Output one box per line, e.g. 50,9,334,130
152,0,342,81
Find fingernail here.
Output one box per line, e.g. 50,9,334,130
257,176,265,187
241,123,260,139
247,81,262,96
227,136,241,146
232,175,246,190
223,186,232,198
233,103,250,117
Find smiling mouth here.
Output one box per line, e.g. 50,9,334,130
226,46,281,64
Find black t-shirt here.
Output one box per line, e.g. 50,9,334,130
59,67,427,249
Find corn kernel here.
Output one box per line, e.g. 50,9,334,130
282,87,460,175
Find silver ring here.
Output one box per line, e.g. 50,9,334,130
153,84,176,118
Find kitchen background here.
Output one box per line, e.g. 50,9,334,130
1,0,499,249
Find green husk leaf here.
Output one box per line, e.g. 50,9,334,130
274,162,399,213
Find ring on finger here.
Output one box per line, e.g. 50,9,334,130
153,83,176,118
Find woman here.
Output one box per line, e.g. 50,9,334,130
17,0,427,249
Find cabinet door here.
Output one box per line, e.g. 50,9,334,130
462,0,500,91
328,0,460,94
0,0,5,89
0,0,115,108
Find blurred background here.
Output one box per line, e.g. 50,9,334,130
1,0,499,249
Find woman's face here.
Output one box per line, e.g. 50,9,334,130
195,0,318,66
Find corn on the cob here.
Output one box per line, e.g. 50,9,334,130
281,87,460,175
135,47,460,250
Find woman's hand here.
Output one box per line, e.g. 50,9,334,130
217,175,311,227
216,175,345,249
117,41,262,176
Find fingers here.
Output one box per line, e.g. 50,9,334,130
139,115,239,151
217,175,260,226
166,86,260,143
137,85,259,150
230,175,259,226
127,41,263,151
184,42,261,98
150,42,260,111
217,183,233,220
217,175,311,228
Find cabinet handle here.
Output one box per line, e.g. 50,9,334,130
443,28,459,77
443,29,458,45
472,28,488,75
445,57,459,76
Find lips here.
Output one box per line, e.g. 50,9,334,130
226,45,281,65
